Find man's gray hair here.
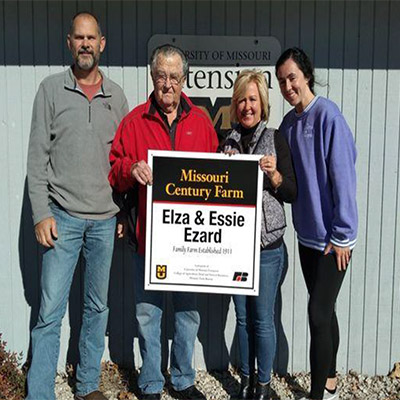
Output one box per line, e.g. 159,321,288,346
150,44,189,78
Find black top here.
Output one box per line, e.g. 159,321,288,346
240,122,260,152
270,129,297,204
151,96,186,149
237,123,296,204
266,129,296,249
238,124,297,250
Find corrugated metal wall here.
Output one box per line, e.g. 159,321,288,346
1,0,399,376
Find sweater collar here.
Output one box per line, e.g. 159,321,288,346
64,66,112,97
294,95,319,117
226,120,268,154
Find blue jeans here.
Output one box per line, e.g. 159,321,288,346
134,254,200,394
233,244,284,384
26,204,116,400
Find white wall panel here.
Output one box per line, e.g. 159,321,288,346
388,0,400,377
373,0,395,373
0,0,399,376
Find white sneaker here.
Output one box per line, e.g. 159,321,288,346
323,388,339,400
297,389,339,400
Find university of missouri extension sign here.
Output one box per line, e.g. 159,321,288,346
145,151,263,295
147,35,282,139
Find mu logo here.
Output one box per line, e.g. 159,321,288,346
191,97,232,139
156,265,167,280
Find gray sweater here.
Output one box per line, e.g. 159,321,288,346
27,67,129,225
223,121,297,248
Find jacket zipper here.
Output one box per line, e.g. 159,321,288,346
151,114,176,150
88,92,107,124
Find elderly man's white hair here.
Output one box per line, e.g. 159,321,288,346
150,44,189,78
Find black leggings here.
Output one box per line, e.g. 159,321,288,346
298,243,347,400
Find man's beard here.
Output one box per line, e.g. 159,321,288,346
76,50,100,71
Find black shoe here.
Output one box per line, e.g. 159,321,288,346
254,382,270,400
237,375,254,399
170,385,206,399
140,393,161,400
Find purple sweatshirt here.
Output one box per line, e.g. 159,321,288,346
279,96,358,251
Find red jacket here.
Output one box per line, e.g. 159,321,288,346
109,92,219,254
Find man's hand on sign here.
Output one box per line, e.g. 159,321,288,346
131,160,153,185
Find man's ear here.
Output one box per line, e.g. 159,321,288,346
100,36,106,53
67,34,72,51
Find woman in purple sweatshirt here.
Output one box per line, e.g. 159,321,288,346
276,48,358,400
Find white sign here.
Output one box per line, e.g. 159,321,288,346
145,151,263,295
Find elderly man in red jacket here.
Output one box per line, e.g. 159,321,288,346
109,44,218,400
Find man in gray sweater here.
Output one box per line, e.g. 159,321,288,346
26,12,128,400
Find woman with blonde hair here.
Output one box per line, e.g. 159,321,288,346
222,70,297,400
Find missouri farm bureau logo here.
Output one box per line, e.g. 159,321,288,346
156,265,167,280
233,272,248,282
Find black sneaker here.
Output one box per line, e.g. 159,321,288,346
170,385,206,399
140,393,161,400
236,375,255,399
254,382,270,400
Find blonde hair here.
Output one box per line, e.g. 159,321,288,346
230,69,270,124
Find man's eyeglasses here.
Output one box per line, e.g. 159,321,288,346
154,73,185,86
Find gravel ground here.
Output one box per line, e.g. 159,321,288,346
54,362,400,400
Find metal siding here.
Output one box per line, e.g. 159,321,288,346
196,0,211,35
388,0,400,376
377,0,399,375
181,0,195,35
351,0,374,375
285,1,300,48
0,0,8,349
3,0,23,356
48,1,64,65
0,0,399,376
341,0,361,374
299,0,315,59
283,0,312,375
211,0,225,36
240,0,256,36
167,1,181,35
378,66,400,374
225,0,240,36
362,0,391,375
314,2,329,99
255,1,271,37
327,0,348,374
153,0,166,34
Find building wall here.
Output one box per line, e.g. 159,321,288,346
0,0,399,376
